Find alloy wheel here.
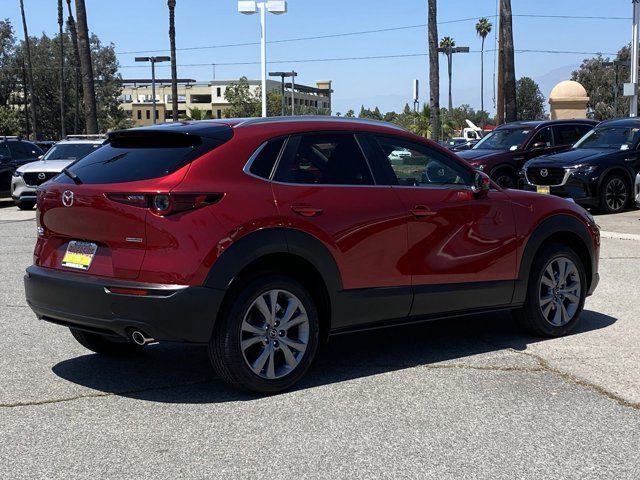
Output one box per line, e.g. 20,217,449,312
495,173,514,189
538,256,582,327
240,289,310,380
605,178,627,212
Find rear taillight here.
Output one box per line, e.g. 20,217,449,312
106,192,223,216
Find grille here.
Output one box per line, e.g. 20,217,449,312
526,167,566,186
23,172,59,186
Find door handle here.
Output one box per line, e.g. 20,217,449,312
291,204,323,217
410,205,437,218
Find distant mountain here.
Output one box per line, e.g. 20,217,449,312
533,64,580,99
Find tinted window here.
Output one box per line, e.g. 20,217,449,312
473,127,531,150
65,132,229,184
554,125,589,146
43,143,102,161
249,138,285,179
0,144,10,159
529,127,553,148
274,133,373,185
573,126,640,150
374,136,472,187
8,141,42,159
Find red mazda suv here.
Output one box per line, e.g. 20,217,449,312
25,118,600,393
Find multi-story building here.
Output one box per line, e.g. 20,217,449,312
119,78,333,126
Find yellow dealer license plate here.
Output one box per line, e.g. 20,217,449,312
536,186,550,195
62,241,97,270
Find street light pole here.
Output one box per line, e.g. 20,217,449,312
631,0,640,117
269,70,298,117
135,56,170,124
239,1,287,118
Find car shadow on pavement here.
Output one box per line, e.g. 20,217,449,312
0,198,15,209
51,309,616,403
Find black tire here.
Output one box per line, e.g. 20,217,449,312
512,243,587,337
209,275,320,394
15,200,35,210
69,328,144,355
491,168,518,189
599,173,629,214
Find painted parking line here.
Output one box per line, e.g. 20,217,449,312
600,231,640,241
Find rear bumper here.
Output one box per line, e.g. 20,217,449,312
24,265,224,343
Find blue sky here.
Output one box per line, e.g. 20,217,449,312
3,0,634,115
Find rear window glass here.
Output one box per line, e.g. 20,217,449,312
249,138,285,179
64,131,229,184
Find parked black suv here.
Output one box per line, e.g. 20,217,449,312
457,119,597,188
0,137,43,196
522,118,640,213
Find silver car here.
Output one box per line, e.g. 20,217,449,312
11,135,104,210
635,172,640,209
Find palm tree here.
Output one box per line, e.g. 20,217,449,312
19,0,38,140
74,0,98,133
185,107,211,120
501,0,517,122
427,0,440,141
439,36,456,112
168,0,178,122
475,17,492,118
66,0,81,133
409,104,431,138
58,0,65,138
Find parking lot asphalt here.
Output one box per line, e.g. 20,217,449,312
0,199,638,479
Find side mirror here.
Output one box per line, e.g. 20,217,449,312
38,155,43,160
471,171,491,197
531,141,547,150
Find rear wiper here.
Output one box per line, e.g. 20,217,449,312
63,167,82,185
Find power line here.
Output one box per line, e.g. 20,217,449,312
115,13,629,56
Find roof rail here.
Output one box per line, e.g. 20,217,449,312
65,134,106,140
2,135,21,141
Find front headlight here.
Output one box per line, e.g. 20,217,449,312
572,164,598,175
12,170,23,178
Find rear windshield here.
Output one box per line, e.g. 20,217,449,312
43,143,102,161
63,131,230,184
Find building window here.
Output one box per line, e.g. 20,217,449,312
217,109,222,118
137,110,142,120
146,110,150,119
190,94,212,104
217,87,222,97
155,110,159,119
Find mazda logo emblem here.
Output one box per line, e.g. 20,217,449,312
38,172,46,180
540,169,549,177
62,190,74,207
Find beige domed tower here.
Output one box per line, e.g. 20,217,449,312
548,80,589,120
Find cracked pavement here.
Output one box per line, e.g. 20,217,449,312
0,200,639,479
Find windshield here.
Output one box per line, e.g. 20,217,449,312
472,128,530,150
43,143,102,161
573,126,640,150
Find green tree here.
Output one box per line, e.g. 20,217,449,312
439,36,456,112
570,45,634,120
516,77,546,121
475,17,492,119
185,107,211,120
224,76,259,117
0,19,17,108
0,105,21,135
344,109,355,118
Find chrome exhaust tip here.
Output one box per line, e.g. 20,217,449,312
131,330,155,346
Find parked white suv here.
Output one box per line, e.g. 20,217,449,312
11,135,105,210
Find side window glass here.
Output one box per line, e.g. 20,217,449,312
374,136,472,187
554,125,584,146
274,133,374,185
0,144,11,158
249,138,285,179
530,127,553,148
